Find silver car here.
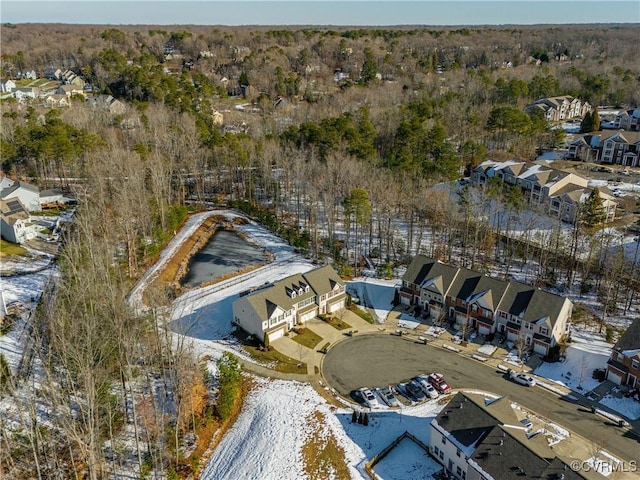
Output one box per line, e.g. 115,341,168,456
377,387,400,407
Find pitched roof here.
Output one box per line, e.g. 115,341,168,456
435,394,501,448
470,426,600,480
0,198,29,225
245,272,315,319
244,265,344,320
0,181,40,198
402,255,459,294
301,265,344,295
500,281,568,327
613,319,640,352
441,393,603,480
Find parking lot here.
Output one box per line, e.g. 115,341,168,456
321,333,640,464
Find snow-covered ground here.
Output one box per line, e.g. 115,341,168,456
372,437,440,480
201,377,446,480
535,328,611,393
534,327,640,421
346,277,398,323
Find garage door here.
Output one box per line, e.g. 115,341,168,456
300,309,317,322
267,327,285,342
329,300,344,313
607,368,623,385
478,324,491,335
533,342,548,356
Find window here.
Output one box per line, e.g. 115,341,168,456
439,450,444,460
500,311,507,318
433,446,439,456
456,448,461,458
456,466,462,476
441,435,446,445
471,304,478,313
632,359,639,370
540,327,548,336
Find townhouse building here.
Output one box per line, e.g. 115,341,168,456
605,319,640,395
232,265,346,343
471,160,617,224
431,393,602,480
567,131,640,167
613,109,640,132
524,95,590,122
401,256,573,356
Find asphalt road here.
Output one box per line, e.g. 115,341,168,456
322,334,640,463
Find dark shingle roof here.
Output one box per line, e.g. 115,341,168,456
442,393,605,480
0,198,29,225
435,393,518,448
499,281,568,328
402,256,459,295
613,319,640,352
470,426,550,478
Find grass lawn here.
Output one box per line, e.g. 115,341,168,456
291,328,323,349
233,327,307,373
325,316,351,331
348,304,375,324
242,346,307,374
0,239,28,256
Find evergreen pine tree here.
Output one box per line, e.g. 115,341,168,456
581,187,606,227
352,410,357,423
580,111,593,133
363,412,369,426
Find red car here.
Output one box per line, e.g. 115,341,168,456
428,373,452,394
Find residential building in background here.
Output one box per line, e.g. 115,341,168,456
471,160,617,224
525,95,591,122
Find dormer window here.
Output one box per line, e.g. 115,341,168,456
305,286,310,293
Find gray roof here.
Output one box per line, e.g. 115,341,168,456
0,198,29,225
448,268,509,309
402,255,459,295
404,256,570,327
244,265,344,320
434,393,517,448
0,181,40,198
246,272,315,320
443,393,603,480
500,281,567,327
613,319,640,352
470,427,599,480
301,265,344,296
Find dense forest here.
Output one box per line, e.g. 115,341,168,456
1,23,639,479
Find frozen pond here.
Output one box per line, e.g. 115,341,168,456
181,229,269,287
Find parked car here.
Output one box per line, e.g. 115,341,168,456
377,387,400,407
428,373,452,394
353,387,379,408
508,369,537,387
407,380,427,402
395,383,417,403
413,375,439,399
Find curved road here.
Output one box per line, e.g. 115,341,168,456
322,334,640,463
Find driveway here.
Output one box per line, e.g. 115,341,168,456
322,334,640,464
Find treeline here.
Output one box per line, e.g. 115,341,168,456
0,23,638,478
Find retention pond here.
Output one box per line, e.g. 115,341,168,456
180,229,268,287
